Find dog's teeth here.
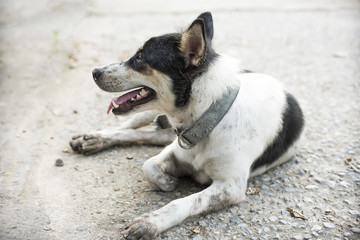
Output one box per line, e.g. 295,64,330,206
112,101,119,108
136,94,141,99
131,97,135,101
140,89,147,96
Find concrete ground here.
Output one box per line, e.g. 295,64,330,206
0,0,359,239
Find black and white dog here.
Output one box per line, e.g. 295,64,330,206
71,12,304,239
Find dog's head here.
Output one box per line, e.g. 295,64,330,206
92,12,218,115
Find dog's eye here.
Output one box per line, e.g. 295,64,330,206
136,52,144,62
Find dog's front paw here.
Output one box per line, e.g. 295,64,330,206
122,215,158,240
70,134,108,155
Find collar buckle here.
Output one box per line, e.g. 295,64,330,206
174,128,195,149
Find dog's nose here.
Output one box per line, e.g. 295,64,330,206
92,68,102,81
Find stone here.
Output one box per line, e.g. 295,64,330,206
281,210,290,216
305,185,318,190
323,222,335,229
339,181,351,187
279,220,287,225
328,181,336,189
349,210,360,217
193,235,202,240
230,217,240,224
199,220,207,227
292,235,302,240
55,158,64,167
269,216,278,222
311,225,322,232
303,234,312,239
314,177,326,184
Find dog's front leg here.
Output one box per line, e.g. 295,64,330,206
70,128,175,155
123,178,247,240
70,110,168,154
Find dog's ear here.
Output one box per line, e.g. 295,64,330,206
180,12,214,68
180,19,206,68
196,12,214,41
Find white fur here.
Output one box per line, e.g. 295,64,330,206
123,56,299,239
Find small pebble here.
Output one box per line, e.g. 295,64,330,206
351,227,360,233
43,226,52,231
323,222,335,229
292,235,302,240
199,220,207,227
230,216,240,223
339,181,351,187
281,210,290,216
327,181,336,189
192,235,202,240
314,177,325,184
303,234,312,239
279,220,287,225
348,210,360,217
55,158,64,167
269,216,277,222
311,225,322,232
305,185,318,190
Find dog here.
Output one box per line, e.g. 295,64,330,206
70,12,304,240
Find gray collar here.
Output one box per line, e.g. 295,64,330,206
174,86,240,149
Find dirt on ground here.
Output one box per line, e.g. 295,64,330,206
0,1,359,240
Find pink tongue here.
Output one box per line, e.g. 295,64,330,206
106,89,141,114
107,102,114,114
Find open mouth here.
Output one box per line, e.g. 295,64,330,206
107,86,156,115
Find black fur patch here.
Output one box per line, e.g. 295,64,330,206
250,93,304,171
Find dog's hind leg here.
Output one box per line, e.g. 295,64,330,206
123,176,247,239
70,128,175,155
